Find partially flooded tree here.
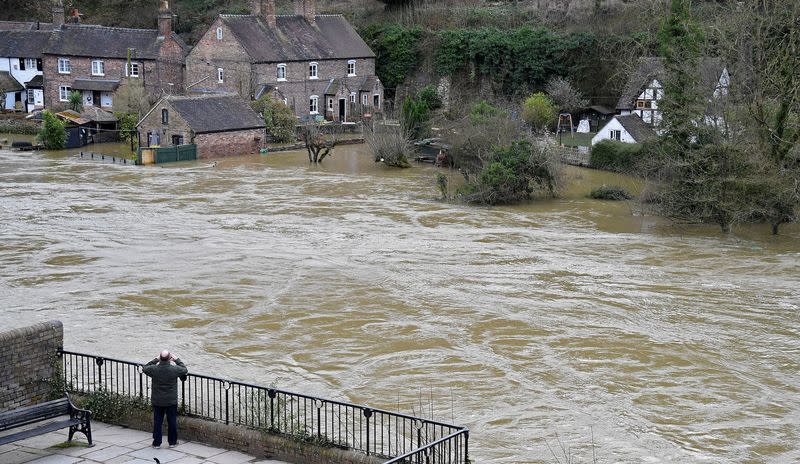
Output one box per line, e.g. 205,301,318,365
364,121,413,168
441,100,563,204
300,122,341,164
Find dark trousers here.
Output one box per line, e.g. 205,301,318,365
152,404,178,446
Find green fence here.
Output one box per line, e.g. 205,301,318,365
138,144,197,164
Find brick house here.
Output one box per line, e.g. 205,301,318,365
136,94,266,159
41,0,186,112
185,0,383,122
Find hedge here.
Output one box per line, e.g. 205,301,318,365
590,140,643,172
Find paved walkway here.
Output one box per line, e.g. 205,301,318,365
0,421,290,464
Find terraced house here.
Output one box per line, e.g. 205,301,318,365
42,1,186,112
185,0,384,122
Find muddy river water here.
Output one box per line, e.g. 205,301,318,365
1,140,798,463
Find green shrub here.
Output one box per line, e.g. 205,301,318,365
417,85,442,111
590,140,643,172
522,93,557,132
589,185,633,200
469,100,506,124
80,389,151,423
251,95,296,143
401,96,430,140
38,110,66,150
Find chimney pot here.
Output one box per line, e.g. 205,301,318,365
158,1,173,37
52,0,64,27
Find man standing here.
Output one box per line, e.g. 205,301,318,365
143,350,188,448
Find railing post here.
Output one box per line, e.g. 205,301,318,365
464,429,469,464
95,357,104,390
316,401,322,440
268,389,276,431
180,375,187,412
224,382,230,425
138,365,144,400
363,408,372,456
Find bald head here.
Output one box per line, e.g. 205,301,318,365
160,350,171,361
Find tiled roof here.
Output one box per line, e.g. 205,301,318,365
82,107,118,123
0,71,24,92
72,79,120,92
0,30,52,58
616,57,726,110
615,114,657,142
44,24,186,59
219,14,374,63
26,74,44,87
166,94,265,134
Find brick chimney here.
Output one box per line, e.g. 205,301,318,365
249,0,261,16
52,0,64,27
263,0,276,27
293,0,315,24
158,0,173,38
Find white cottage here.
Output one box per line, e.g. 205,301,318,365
591,114,656,146
616,57,729,128
0,30,52,112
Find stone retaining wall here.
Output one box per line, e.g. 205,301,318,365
0,321,63,412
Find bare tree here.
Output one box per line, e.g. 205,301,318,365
545,77,588,113
299,122,343,164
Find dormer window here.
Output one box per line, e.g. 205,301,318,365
216,27,223,40
91,60,104,76
347,60,356,76
309,62,318,80
277,64,286,81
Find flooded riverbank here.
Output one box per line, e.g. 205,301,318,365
1,141,798,463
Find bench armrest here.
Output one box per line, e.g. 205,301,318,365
65,393,92,421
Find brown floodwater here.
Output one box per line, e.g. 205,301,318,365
1,138,798,463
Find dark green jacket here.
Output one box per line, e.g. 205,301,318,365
142,358,188,407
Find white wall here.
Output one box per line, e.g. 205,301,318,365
591,117,638,146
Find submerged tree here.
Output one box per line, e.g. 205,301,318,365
300,123,340,164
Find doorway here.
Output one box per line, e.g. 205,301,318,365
338,98,346,122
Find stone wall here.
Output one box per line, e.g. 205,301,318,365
195,128,265,159
0,321,63,412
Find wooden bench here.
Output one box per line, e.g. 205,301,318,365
0,395,93,447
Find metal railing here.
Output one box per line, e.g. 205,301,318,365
58,350,468,463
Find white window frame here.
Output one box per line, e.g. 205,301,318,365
58,57,71,74
59,86,71,101
347,60,356,77
309,95,319,114
277,63,286,81
26,89,35,105
309,62,318,80
349,92,356,103
327,98,334,111
611,129,621,141
25,58,37,70
362,94,368,106
91,60,104,76
217,67,224,83
216,27,223,40
126,62,140,78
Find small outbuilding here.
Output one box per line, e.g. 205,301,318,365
137,94,266,159
591,114,657,146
